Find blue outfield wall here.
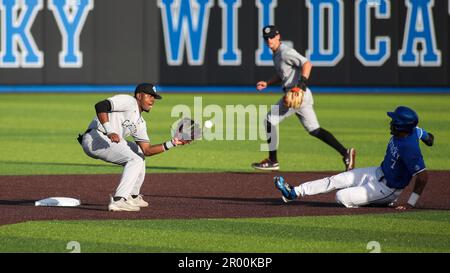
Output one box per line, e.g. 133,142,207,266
1,85,450,94
0,0,449,87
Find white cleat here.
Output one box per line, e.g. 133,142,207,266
108,197,140,212
128,194,149,208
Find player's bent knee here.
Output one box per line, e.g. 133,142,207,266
127,155,145,168
335,190,355,208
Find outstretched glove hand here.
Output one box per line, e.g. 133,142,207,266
283,86,303,109
172,118,202,142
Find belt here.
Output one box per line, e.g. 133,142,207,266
376,167,403,191
76,128,106,145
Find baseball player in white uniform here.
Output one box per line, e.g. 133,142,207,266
78,83,189,212
252,25,355,172
274,106,434,209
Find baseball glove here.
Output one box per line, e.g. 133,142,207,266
283,86,303,109
172,118,202,141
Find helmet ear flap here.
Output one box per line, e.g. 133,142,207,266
390,121,400,135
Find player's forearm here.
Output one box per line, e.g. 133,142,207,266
412,171,428,195
301,61,312,79
421,130,434,146
96,112,116,136
296,61,312,91
142,144,166,157
407,171,428,207
141,139,180,157
267,74,282,86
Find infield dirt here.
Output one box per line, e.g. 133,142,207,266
0,171,449,225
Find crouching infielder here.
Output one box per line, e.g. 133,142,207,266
78,83,199,212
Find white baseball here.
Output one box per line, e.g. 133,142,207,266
204,120,213,129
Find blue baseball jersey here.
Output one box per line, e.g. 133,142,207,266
381,127,427,189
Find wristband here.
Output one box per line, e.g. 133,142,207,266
407,192,420,207
163,139,177,151
297,76,308,91
102,122,113,134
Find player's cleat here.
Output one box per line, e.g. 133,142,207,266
108,196,140,212
343,148,356,171
274,176,298,202
128,194,149,207
251,158,280,171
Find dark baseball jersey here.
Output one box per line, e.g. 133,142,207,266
381,127,427,189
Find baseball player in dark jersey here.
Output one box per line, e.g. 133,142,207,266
78,83,190,212
252,25,355,171
274,106,434,209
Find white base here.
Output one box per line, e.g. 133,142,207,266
35,197,81,207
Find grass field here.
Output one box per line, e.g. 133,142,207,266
0,93,449,253
1,93,449,174
0,211,449,253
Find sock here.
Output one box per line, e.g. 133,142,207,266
310,128,347,156
131,195,138,199
113,196,125,202
266,120,278,162
269,150,278,162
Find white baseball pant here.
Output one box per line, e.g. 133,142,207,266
295,167,402,207
81,130,146,199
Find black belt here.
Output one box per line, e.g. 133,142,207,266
77,129,90,145
76,128,105,145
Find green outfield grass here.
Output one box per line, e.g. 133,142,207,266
1,93,449,253
0,93,449,174
0,211,449,253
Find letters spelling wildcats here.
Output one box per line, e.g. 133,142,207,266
0,0,443,68
158,0,442,67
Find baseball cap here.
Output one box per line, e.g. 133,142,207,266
262,25,280,39
134,83,162,99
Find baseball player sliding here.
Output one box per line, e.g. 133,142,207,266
252,25,355,172
275,106,434,209
77,83,190,212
